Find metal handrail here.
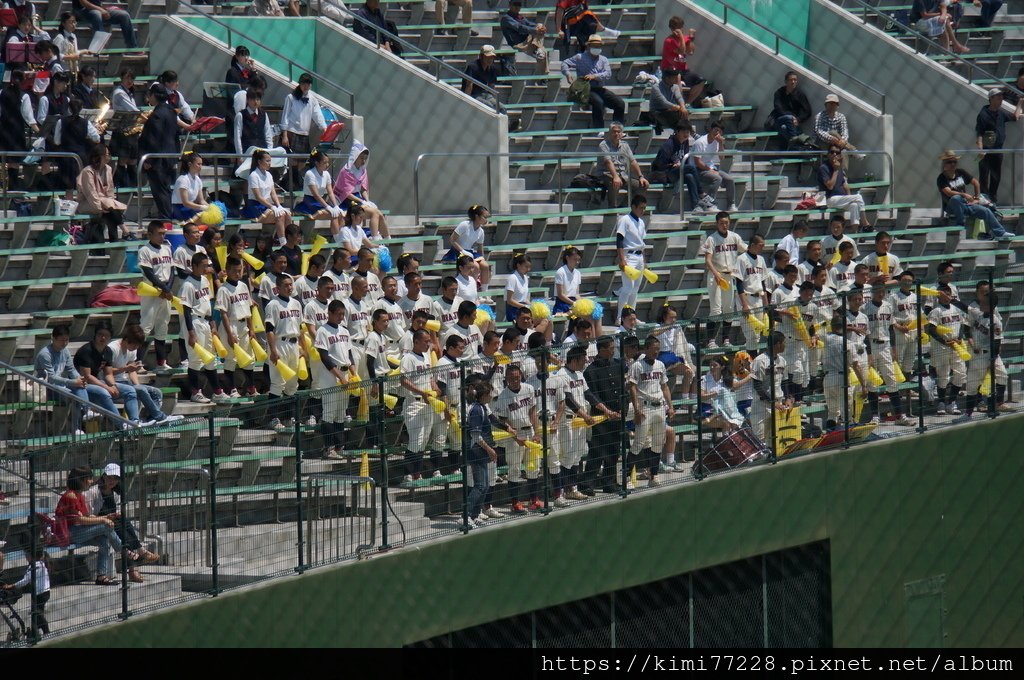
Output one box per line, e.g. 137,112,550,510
174,0,358,116
674,147,896,219
0,359,134,429
1,151,84,211
692,0,888,113
836,0,1024,100
413,150,633,223
308,3,502,113
136,150,346,212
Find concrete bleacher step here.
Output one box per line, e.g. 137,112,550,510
31,570,183,625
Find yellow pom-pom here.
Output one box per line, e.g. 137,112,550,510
474,309,490,327
570,298,595,320
530,300,551,320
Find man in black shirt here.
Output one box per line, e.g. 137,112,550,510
353,0,403,58
936,149,1014,240
73,324,140,427
974,88,1023,204
582,335,630,493
463,44,513,125
139,84,180,219
771,71,811,142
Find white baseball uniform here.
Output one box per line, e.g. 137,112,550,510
700,229,747,316
265,294,304,396
180,274,216,371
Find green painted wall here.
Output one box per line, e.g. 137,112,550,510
180,17,317,82
691,0,810,66
53,415,1024,647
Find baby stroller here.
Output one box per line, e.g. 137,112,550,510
0,587,26,644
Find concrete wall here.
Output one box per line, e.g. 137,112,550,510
660,0,893,194
51,414,1024,648
312,18,509,217
807,0,1024,207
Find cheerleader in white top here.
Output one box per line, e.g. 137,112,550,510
554,246,582,314
171,151,209,223
293,149,344,235
455,255,481,303
443,204,492,286
504,252,532,323
241,149,292,244
335,204,375,260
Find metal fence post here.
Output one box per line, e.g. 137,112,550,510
376,376,391,551
459,362,470,533
540,345,551,514
988,269,998,419
841,295,851,448
27,452,39,645
618,338,629,498
293,396,306,574
118,433,130,620
767,303,778,463
693,321,704,480
915,282,926,434
207,411,220,595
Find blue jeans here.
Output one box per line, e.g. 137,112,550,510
945,195,1009,237
117,381,166,421
74,8,138,48
666,164,701,208
466,458,489,520
776,114,800,140
69,523,123,577
84,383,139,423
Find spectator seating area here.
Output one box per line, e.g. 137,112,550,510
1,0,1024,641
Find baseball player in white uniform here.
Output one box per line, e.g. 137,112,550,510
859,231,902,285
398,272,434,326
179,252,227,403
889,271,919,376
302,277,334,339
927,285,966,415
864,285,912,425
432,277,463,333
172,224,207,369
399,329,443,481
557,346,594,502
750,332,789,445
628,336,675,488
527,354,566,505
372,275,407,365
441,301,483,362
821,215,859,262
615,194,649,321
138,221,175,372
771,268,809,401
325,249,352,302
432,334,467,477
827,241,858,293
217,256,258,397
493,363,543,512
345,275,372,378
736,233,768,351
962,280,1012,416
293,254,327,307
265,274,306,429
700,211,747,348
314,299,354,458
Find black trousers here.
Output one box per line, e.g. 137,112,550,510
584,422,621,488
589,85,625,129
978,152,1003,203
146,158,175,218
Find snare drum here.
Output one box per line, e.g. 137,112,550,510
694,427,767,475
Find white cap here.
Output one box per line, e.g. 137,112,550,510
481,44,497,56
988,88,1005,99
103,463,122,478
824,93,840,104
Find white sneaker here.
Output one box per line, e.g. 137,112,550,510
600,27,621,38
432,470,442,478
83,409,101,421
553,495,570,508
178,360,189,370
726,203,739,213
269,417,285,431
212,392,231,403
947,402,962,416
305,415,317,426
403,474,413,483
997,403,1015,412
73,429,85,436
869,416,880,424
485,507,504,518
475,513,488,523
935,403,947,415
566,489,588,500
721,338,732,348
228,389,243,399
706,340,718,350
163,414,184,424
895,415,913,426
648,477,661,488
190,392,211,404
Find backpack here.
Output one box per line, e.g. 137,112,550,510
567,77,591,106
569,173,607,204
36,228,74,248
35,512,70,548
90,283,141,308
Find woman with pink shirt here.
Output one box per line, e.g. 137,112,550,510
333,141,390,239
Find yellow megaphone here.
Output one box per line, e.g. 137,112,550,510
251,305,265,333
275,359,297,381
430,350,438,367
301,333,320,362
622,265,642,281
979,369,993,397
253,273,265,287
894,362,907,385
848,368,861,387
241,251,265,271
878,254,889,277
935,324,953,336
211,334,228,359
356,392,370,421
919,286,940,297
524,440,543,453
867,367,884,387
297,356,309,381
232,342,255,369
746,313,769,335
717,277,731,291
494,353,511,365
251,341,268,363
830,250,841,265
387,355,401,368
853,390,865,422
343,369,362,394
952,340,972,362
572,414,608,428
214,245,227,271
136,281,184,313
425,319,441,333
191,342,216,365
311,234,328,256
383,393,398,409
642,268,659,284
301,252,311,276
492,430,514,442
525,440,543,471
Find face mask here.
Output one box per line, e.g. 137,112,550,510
589,47,602,56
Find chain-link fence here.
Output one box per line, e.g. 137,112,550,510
1,267,1018,644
